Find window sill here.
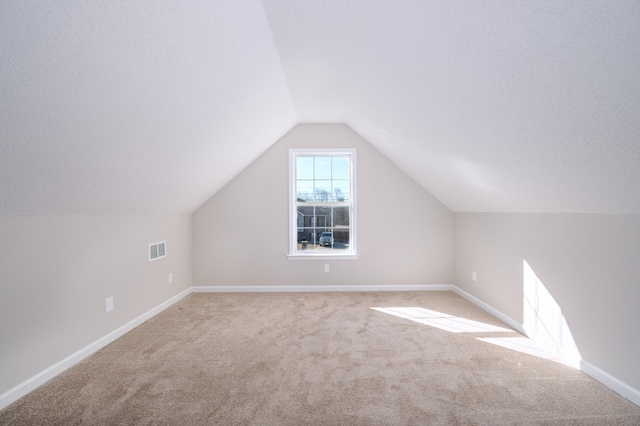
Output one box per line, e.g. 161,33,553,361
287,253,360,261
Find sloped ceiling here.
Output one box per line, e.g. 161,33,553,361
0,0,296,215
1,0,639,215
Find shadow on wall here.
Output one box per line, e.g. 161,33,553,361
523,260,582,368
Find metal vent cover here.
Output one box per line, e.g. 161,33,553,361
149,241,167,262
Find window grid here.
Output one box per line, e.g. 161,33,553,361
289,149,357,257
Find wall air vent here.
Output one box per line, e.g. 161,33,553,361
149,241,167,262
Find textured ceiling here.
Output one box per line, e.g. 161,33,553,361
263,0,640,213
1,0,639,215
0,0,296,215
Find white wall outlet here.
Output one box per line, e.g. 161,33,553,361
168,273,173,284
472,271,477,282
324,264,330,273
105,297,114,313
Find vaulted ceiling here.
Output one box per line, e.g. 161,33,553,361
1,0,639,216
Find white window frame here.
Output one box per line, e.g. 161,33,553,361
287,148,359,260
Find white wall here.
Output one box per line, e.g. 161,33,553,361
193,124,453,287
0,213,192,396
454,212,640,391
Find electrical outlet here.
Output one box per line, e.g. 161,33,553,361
168,273,173,284
324,264,330,273
472,271,477,282
105,297,114,313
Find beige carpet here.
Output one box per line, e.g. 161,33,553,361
1,291,639,425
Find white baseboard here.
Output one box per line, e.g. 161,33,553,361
581,359,640,407
192,284,455,293
0,287,192,411
452,287,639,408
452,287,527,336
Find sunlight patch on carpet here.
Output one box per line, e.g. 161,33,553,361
476,336,567,363
371,307,511,333
371,306,574,365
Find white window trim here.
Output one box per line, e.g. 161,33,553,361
287,148,359,260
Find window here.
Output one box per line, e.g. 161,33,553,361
288,148,358,259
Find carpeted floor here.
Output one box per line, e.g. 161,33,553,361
1,291,639,425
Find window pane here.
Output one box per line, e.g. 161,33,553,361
332,180,350,202
296,180,314,201
298,228,319,246
314,157,331,179
332,157,350,179
314,180,332,201
297,228,321,250
296,157,313,180
297,206,314,227
315,207,332,228
316,228,333,248
333,229,349,249
333,206,350,227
